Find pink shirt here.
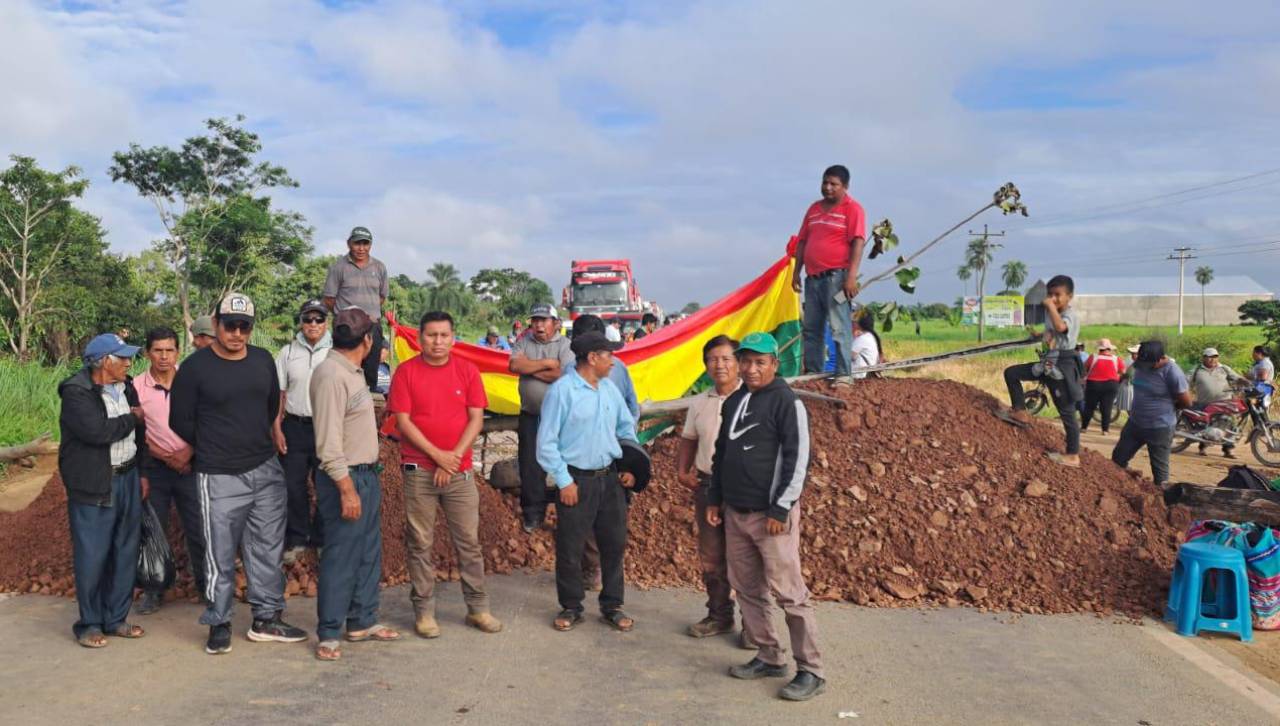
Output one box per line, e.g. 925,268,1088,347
135,368,190,458
797,194,866,275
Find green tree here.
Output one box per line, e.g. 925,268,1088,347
680,301,702,315
425,262,473,315
388,274,432,325
0,156,92,359
964,237,996,341
109,115,297,338
1194,266,1214,327
956,264,972,297
1239,299,1280,325
1000,259,1028,295
469,267,554,322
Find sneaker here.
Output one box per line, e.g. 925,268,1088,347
415,614,441,639
729,657,788,680
687,617,734,638
137,590,162,615
779,671,826,701
247,614,308,643
205,623,233,655
465,612,503,634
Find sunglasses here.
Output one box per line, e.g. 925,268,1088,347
301,316,326,324
222,321,253,333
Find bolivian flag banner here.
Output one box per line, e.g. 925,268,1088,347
387,243,802,416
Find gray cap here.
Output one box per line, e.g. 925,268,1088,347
191,315,215,337
348,226,373,243
529,302,558,320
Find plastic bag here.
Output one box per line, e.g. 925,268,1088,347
136,501,175,592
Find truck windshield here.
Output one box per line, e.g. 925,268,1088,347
572,281,627,307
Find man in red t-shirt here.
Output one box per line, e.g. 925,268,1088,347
791,164,867,377
388,311,502,639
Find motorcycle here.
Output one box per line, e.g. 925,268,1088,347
1172,382,1280,465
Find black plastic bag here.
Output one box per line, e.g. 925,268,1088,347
136,501,175,592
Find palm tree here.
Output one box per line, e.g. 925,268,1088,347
425,262,471,315
1195,266,1214,326
964,238,995,341
956,264,972,297
1001,259,1028,296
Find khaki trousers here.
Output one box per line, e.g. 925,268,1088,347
725,506,823,678
403,468,489,615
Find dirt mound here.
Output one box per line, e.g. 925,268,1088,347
0,378,1186,618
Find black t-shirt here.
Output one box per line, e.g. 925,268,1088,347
169,345,281,475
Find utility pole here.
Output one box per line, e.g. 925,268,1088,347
1168,247,1196,335
967,224,1005,342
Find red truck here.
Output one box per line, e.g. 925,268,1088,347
562,259,648,331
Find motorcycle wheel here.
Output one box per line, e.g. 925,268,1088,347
1251,424,1280,467
1171,418,1193,453
1025,389,1049,416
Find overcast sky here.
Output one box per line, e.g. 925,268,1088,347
4,0,1279,311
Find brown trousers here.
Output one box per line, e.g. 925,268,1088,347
725,506,823,678
694,479,735,622
403,468,488,615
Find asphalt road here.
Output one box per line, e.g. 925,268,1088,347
1,572,1276,725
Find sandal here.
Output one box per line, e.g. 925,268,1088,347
77,630,108,648
601,610,635,632
346,624,401,642
993,409,1030,429
316,640,342,661
1046,452,1080,468
553,610,584,631
105,623,145,638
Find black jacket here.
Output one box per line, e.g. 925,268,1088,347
57,368,145,506
708,377,809,522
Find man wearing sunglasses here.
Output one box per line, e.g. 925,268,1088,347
170,292,308,655
323,226,389,393
273,299,333,564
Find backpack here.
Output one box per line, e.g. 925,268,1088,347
1218,465,1273,492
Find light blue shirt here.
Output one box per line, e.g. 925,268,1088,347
558,356,639,422
537,367,638,488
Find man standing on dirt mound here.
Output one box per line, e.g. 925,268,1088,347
169,292,308,655
59,334,147,648
323,226,389,393
706,331,825,702
509,303,575,532
791,164,867,381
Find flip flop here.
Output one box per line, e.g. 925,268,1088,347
77,630,108,649
346,624,400,642
1046,452,1080,468
316,640,342,661
993,409,1030,429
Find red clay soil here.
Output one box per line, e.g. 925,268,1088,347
0,378,1186,618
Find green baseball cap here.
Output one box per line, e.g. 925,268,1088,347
348,226,373,243
738,331,778,355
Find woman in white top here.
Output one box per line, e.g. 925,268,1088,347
849,310,882,379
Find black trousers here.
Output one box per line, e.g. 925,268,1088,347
1003,361,1082,455
361,324,384,392
279,415,323,548
554,469,627,615
144,464,207,595
1082,379,1120,432
1111,421,1174,486
518,412,549,520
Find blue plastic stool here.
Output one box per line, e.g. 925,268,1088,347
1164,541,1253,642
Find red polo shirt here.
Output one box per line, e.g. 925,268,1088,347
387,354,488,470
797,194,866,275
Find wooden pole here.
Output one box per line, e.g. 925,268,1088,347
1162,482,1280,528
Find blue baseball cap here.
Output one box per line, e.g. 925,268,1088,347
83,333,140,365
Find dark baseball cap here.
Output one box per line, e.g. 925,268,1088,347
299,298,327,317
334,307,373,340
348,226,373,243
571,331,623,356
529,302,558,320
217,292,256,325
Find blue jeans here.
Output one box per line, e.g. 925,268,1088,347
803,269,853,375
315,468,383,641
68,468,142,639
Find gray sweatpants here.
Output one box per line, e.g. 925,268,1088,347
197,458,288,626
